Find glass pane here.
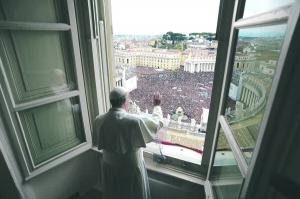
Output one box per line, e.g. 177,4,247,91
18,97,85,165
224,24,287,164
0,0,67,23
210,127,243,199
0,30,76,104
243,0,294,18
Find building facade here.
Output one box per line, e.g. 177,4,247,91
233,54,259,72
114,50,181,70
184,56,216,73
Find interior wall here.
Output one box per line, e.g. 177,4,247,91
148,171,206,199
284,128,300,186
95,154,206,199
0,99,102,199
281,52,300,188
25,150,100,199
0,150,20,199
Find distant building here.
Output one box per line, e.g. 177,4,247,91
243,47,251,53
184,56,216,73
125,44,130,49
114,49,180,70
114,64,137,92
233,54,259,72
185,47,217,57
199,108,209,132
180,52,191,65
115,65,125,87
150,40,156,46
118,43,125,50
210,40,218,49
260,60,277,76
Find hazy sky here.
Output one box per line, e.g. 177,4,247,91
243,0,294,18
111,0,220,35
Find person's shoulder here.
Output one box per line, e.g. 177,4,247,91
94,113,107,123
124,113,142,124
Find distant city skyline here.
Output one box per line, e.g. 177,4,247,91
239,24,287,38
111,0,220,35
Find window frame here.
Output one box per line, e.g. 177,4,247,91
0,0,92,179
204,0,300,198
98,0,236,179
240,1,300,198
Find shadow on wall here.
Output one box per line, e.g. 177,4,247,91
0,150,21,199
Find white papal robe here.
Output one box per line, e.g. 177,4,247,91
93,106,163,199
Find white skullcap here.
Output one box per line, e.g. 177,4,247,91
109,87,127,100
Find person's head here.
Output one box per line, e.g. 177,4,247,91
109,87,130,111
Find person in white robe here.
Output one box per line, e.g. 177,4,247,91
93,87,163,199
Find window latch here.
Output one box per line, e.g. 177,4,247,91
153,153,167,164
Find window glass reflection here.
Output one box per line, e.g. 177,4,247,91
211,127,243,199
0,30,76,104
19,97,85,165
224,24,287,164
0,0,66,23
243,0,294,18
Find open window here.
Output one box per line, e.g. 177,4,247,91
0,0,299,198
108,0,223,176
205,0,299,198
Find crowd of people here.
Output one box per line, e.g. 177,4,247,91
130,66,214,123
135,66,172,76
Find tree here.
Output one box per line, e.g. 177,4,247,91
166,31,174,41
174,33,186,42
150,41,157,48
189,32,216,37
164,32,186,44
153,41,157,48
162,34,168,40
161,31,187,49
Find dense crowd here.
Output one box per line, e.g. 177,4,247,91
135,66,172,76
130,66,214,123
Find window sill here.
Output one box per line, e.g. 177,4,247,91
25,142,92,181
91,146,205,186
145,142,202,165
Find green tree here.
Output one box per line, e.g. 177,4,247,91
166,31,174,41
150,41,157,48
161,31,187,49
162,34,168,40
189,32,216,37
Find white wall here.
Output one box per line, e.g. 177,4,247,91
229,83,238,100
126,76,137,92
262,67,275,76
25,151,100,199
